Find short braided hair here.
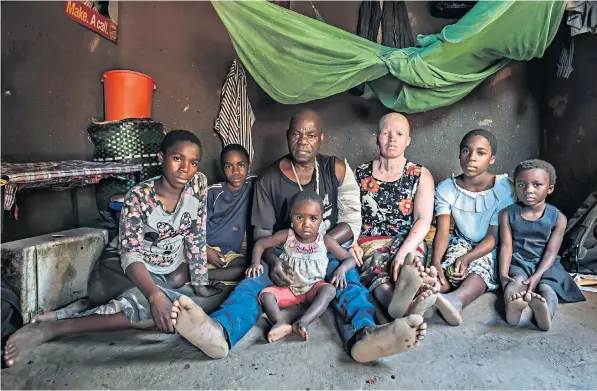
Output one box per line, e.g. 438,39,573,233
161,129,201,154
289,190,324,216
459,129,498,155
514,159,557,185
220,144,250,168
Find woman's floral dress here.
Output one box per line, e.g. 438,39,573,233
355,161,423,291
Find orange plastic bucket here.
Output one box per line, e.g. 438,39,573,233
101,70,156,121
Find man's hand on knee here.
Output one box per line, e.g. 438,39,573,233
270,258,294,287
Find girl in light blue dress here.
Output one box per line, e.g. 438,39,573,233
431,129,515,326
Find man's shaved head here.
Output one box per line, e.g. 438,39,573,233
289,109,323,135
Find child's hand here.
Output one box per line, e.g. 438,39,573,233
245,263,264,278
148,290,174,334
433,261,447,286
500,275,516,289
331,267,347,290
207,248,226,268
450,257,469,283
501,275,516,283
522,274,541,293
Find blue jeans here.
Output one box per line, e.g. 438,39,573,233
211,248,375,348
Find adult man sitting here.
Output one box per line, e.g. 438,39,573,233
170,110,427,362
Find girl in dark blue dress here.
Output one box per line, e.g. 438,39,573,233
498,159,584,331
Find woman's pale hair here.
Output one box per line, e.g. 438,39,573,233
377,113,410,138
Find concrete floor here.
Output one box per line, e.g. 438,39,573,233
2,291,596,390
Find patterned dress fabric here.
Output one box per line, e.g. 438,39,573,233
435,174,516,291
280,229,329,296
118,172,209,287
355,160,423,290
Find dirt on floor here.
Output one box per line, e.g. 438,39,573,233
1,291,596,390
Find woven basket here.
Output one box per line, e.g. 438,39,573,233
87,118,164,228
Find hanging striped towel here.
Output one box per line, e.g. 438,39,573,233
214,59,255,161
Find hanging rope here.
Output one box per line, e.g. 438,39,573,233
308,0,325,23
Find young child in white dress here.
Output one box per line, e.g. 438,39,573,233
246,190,356,342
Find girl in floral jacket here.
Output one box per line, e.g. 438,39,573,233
4,130,221,367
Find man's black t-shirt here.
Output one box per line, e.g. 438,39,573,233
251,154,339,233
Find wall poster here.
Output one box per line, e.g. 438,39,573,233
64,1,119,43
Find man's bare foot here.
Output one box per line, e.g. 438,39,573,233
351,314,426,363
4,323,59,367
528,292,552,331
388,253,424,319
31,311,58,323
291,319,310,341
504,279,531,325
267,323,293,343
435,294,463,326
171,295,229,358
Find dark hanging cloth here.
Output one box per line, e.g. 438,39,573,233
556,36,575,79
557,1,596,79
567,0,597,37
352,1,414,96
430,2,478,20
356,0,414,49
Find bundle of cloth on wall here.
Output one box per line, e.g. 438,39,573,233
557,0,597,79
214,60,255,162
430,2,478,20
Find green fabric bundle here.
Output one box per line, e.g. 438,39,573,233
212,0,565,113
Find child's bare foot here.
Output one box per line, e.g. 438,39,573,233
31,311,58,323
292,319,309,341
408,279,439,316
388,253,424,319
504,278,531,325
171,295,229,358
267,323,293,343
504,279,531,326
505,292,530,326
435,293,463,326
420,265,439,287
528,292,552,331
4,322,59,367
351,314,426,363
423,307,434,319
419,266,440,294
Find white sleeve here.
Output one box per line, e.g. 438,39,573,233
337,160,362,243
